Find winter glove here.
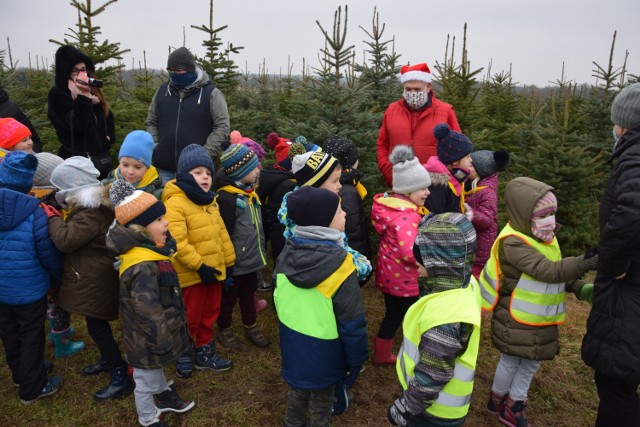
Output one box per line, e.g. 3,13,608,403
579,283,594,304
344,365,362,389
463,203,474,222
197,264,222,285
387,397,411,427
40,203,61,219
223,276,234,289
576,251,599,273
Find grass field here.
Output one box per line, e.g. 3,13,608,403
0,280,598,426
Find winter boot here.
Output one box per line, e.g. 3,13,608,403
20,376,63,405
175,350,194,379
94,364,134,401
499,396,532,427
487,390,507,416
374,337,397,365
194,344,232,372
244,324,271,348
82,359,109,376
50,328,85,358
254,294,268,314
217,328,243,351
155,386,196,414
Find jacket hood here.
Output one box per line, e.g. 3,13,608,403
54,45,95,89
425,156,452,186
505,177,553,235
0,189,40,230
213,169,236,191
106,220,147,255
610,129,640,162
257,167,295,197
60,184,110,210
278,231,347,289
340,167,361,185
161,180,182,202
371,193,423,232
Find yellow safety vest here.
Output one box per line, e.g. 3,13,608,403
479,223,565,326
396,277,481,420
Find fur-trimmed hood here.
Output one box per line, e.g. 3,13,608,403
62,184,112,211
425,156,453,186
54,45,95,89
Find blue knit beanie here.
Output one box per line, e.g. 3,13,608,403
0,151,38,193
118,130,154,168
177,144,214,174
221,143,259,181
434,123,474,165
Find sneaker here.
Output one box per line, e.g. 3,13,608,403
155,387,196,414
194,345,232,372
244,324,271,348
499,397,531,427
175,352,193,379
14,359,54,387
217,327,243,351
20,376,63,404
256,276,273,292
487,390,507,416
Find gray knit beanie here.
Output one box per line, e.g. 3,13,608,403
611,83,640,130
50,156,101,206
470,150,510,180
167,47,196,73
390,145,431,194
34,152,64,186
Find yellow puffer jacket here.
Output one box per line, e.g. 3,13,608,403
162,180,235,288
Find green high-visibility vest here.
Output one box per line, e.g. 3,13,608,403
396,277,481,420
479,223,565,326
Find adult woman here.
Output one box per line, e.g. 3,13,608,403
47,45,114,179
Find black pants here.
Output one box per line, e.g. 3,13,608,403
0,296,48,400
377,293,419,340
594,370,640,427
85,316,123,370
218,272,258,329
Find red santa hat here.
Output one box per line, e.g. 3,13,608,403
400,63,432,84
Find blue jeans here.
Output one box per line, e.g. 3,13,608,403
157,168,176,186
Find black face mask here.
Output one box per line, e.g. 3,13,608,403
450,167,470,183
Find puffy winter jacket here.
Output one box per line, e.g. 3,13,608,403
339,168,372,261
465,173,499,274
162,180,235,287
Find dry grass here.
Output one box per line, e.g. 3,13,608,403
0,282,598,426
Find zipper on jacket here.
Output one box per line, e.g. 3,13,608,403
249,201,267,265
173,96,183,171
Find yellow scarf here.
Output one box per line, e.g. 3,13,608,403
114,165,160,189
218,185,261,205
118,246,172,277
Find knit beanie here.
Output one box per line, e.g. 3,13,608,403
434,123,474,165
323,135,359,169
0,151,37,193
34,152,64,186
532,191,557,218
110,180,166,227
50,156,101,206
266,132,281,150
287,186,340,228
291,150,340,188
611,83,640,130
240,139,266,162
413,212,476,293
221,143,260,181
167,47,196,73
177,144,214,174
275,139,293,164
118,130,154,168
390,145,431,194
470,150,510,180
0,117,31,150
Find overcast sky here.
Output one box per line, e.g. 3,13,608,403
3,0,639,87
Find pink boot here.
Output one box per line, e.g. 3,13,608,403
374,337,397,365
254,294,268,314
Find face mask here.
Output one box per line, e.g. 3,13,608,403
403,90,429,110
170,72,197,89
613,126,620,150
450,167,470,182
531,215,556,242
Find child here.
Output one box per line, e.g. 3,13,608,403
162,144,235,378
274,186,368,427
103,130,163,198
0,117,35,155
371,145,431,365
323,135,373,268
424,123,474,215
481,177,597,427
107,181,194,427
46,156,133,400
32,152,86,359
465,149,509,278
0,151,63,404
214,143,270,349
387,212,481,427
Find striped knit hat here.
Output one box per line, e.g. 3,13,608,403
413,212,476,293
291,150,340,188
110,180,166,227
221,143,260,181
532,191,557,218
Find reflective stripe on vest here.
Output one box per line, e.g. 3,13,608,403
396,278,481,420
479,224,565,326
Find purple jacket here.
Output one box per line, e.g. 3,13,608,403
466,173,499,273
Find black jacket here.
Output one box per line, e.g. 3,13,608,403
339,169,372,261
0,89,42,152
255,166,296,262
582,129,640,383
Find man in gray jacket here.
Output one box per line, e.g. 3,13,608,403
145,46,230,184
